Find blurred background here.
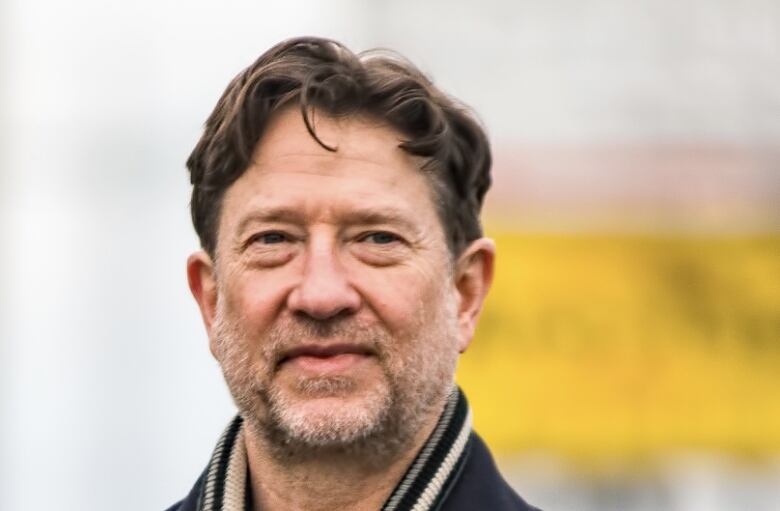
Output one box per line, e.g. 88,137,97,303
1,1,778,509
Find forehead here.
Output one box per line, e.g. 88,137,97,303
254,109,410,172
218,108,443,235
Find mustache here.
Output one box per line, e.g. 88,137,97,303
263,314,391,368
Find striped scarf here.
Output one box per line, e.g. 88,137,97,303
196,386,473,511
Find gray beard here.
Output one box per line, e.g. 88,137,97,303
212,310,458,467
247,374,425,466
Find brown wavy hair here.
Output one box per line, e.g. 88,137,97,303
187,36,491,258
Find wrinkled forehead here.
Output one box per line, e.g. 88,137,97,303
217,108,449,244
252,108,408,166
259,109,440,197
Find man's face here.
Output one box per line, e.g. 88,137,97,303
188,109,491,457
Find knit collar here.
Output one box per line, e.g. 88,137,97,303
196,386,473,511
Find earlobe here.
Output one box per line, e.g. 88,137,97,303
187,251,218,355
454,238,495,353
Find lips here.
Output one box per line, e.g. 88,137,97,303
277,343,375,374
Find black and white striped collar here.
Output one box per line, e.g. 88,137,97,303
196,386,473,511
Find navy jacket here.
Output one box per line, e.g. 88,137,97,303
168,389,539,511
167,433,538,511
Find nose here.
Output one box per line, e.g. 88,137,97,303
286,238,361,321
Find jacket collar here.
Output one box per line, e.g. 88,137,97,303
196,386,472,511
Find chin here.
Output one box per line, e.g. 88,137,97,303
266,375,393,448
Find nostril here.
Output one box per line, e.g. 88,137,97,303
292,302,357,323
291,309,356,336
287,279,361,320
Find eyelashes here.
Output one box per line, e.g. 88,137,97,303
245,230,406,247
357,231,403,245
242,229,410,267
248,231,291,245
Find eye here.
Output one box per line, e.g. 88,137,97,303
249,231,289,245
241,230,297,267
360,231,401,245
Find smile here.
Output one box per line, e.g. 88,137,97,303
277,343,375,374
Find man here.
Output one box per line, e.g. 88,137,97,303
170,37,538,511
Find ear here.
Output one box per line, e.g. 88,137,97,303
187,250,219,357
453,238,495,353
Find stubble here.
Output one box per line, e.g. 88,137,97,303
211,292,460,465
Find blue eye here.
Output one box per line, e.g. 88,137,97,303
255,232,287,244
364,232,399,244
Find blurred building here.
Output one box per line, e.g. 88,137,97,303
1,1,778,510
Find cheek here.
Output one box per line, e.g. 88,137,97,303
214,270,296,371
355,265,451,337
226,270,295,328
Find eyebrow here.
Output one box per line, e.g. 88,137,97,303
235,207,304,235
234,206,422,237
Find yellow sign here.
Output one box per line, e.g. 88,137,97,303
457,233,780,463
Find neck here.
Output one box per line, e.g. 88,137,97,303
243,404,444,511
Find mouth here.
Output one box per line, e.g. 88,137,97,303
277,343,375,374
